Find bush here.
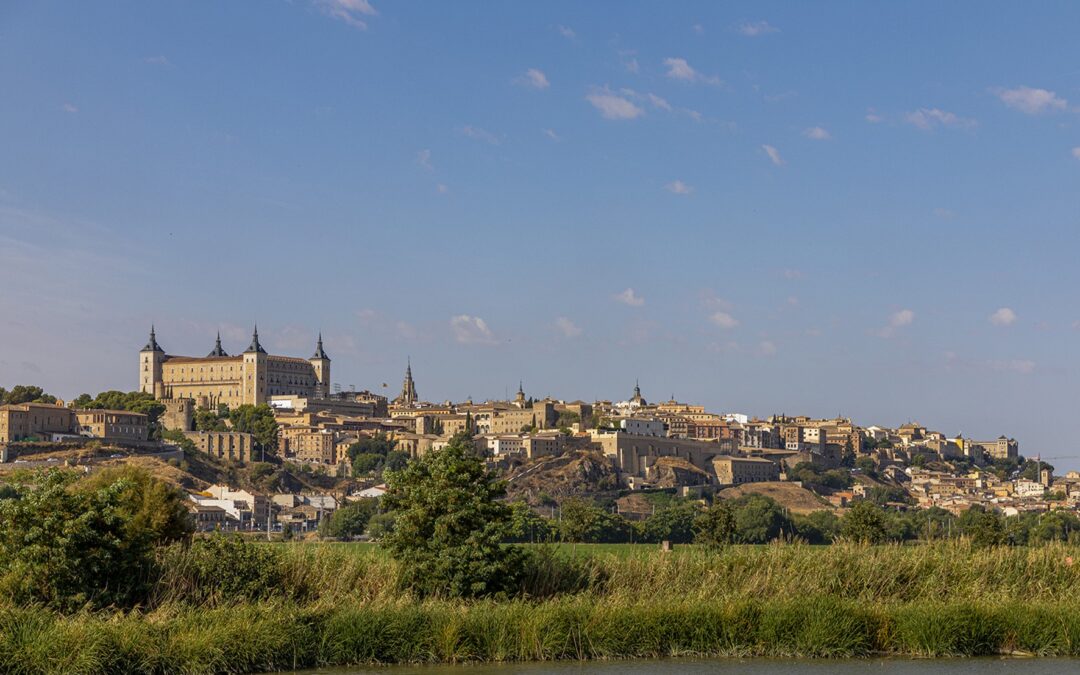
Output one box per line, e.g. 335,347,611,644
319,499,378,540
841,501,888,544
0,468,188,611
695,502,736,549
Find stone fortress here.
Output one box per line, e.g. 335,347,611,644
138,325,331,409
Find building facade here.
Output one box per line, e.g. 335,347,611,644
139,326,331,408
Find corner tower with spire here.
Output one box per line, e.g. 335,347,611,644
139,325,166,397
309,333,331,397
241,324,268,404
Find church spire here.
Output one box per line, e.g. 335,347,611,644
207,331,228,357
142,325,163,353
244,324,266,354
311,332,329,360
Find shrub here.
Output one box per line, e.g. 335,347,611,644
157,535,284,605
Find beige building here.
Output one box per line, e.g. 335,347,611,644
0,403,77,442
139,326,331,409
712,456,780,485
183,431,254,463
75,409,149,443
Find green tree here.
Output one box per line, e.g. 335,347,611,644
642,501,700,544
841,500,888,544
194,407,229,432
351,452,384,475
962,507,1007,548
793,510,841,544
381,432,522,598
319,499,378,539
729,494,793,544
161,428,197,452
694,502,737,549
1,385,57,405
229,404,278,457
559,497,605,543
506,501,556,543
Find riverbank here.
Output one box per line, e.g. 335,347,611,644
5,543,1080,673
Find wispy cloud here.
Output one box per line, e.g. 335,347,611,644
542,128,561,141
313,0,377,29
990,359,1036,375
756,340,778,356
803,126,831,140
665,180,693,195
647,93,673,111
416,149,433,170
762,144,785,166
737,20,779,36
990,307,1017,326
877,309,915,338
865,108,883,123
450,315,496,344
992,86,1067,115
783,269,803,280
143,55,171,66
1071,147,1080,160
61,103,78,114
614,288,645,307
585,88,644,120
460,125,501,144
709,311,739,329
620,50,640,74
692,23,705,35
557,25,576,39
516,68,550,90
904,108,976,131
436,183,449,194
554,317,582,338
663,57,720,85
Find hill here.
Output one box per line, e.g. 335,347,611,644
718,481,833,515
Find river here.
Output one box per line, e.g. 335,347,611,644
304,658,1080,674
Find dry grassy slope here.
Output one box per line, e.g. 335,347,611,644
718,481,834,515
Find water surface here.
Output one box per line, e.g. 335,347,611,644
304,658,1080,675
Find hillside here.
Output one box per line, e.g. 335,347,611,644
718,481,834,515
504,450,620,505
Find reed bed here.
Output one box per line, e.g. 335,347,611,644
5,542,1080,673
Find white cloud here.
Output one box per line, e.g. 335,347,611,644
738,20,779,36
647,93,672,111
992,86,1067,115
543,128,561,141
61,103,78,114
803,126,831,140
904,108,976,131
624,57,640,74
1072,147,1080,160
665,180,693,195
783,268,803,280
517,68,550,90
991,359,1036,375
614,288,645,307
878,309,915,337
762,144,785,166
709,311,739,329
692,23,705,35
417,149,433,170
663,57,720,85
585,89,644,120
450,315,496,345
757,340,777,356
460,125,500,144
143,55,171,66
990,307,1017,326
557,25,576,39
314,0,377,29
555,317,582,338
865,109,883,123
436,183,449,194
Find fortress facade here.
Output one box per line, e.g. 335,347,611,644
139,326,330,409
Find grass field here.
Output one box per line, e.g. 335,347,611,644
6,542,1080,673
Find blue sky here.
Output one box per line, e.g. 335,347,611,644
2,2,1079,465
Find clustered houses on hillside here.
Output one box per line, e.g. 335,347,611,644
188,485,344,533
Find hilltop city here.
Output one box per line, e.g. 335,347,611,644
0,327,1070,533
